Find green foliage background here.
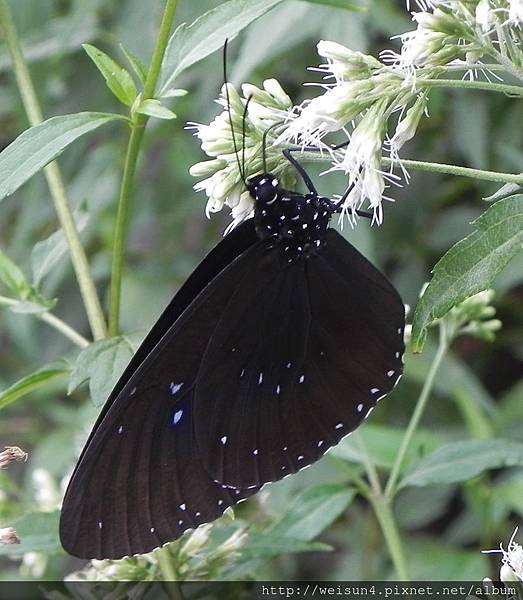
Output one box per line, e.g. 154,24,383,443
0,0,522,583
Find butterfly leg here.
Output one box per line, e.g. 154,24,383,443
286,144,372,220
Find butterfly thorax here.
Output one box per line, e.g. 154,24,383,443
248,174,332,261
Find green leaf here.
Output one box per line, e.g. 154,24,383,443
269,484,355,542
0,249,31,298
411,196,523,352
119,42,148,84
401,439,523,488
0,511,61,557
241,536,331,560
159,0,284,94
8,298,57,314
31,204,89,287
160,88,188,99
83,44,137,106
136,99,177,120
300,0,364,11
0,363,69,411
330,423,442,471
0,112,125,202
484,181,522,202
68,337,137,406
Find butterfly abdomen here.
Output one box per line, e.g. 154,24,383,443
250,175,332,261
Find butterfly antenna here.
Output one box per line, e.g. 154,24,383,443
261,121,284,175
223,39,247,186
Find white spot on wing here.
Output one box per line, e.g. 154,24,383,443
98,521,102,529
173,410,183,425
253,449,259,455
335,423,343,429
218,499,223,506
170,382,184,395
150,527,155,533
286,362,292,369
118,425,123,434
130,387,136,396
371,388,380,394
318,440,324,447
357,403,363,412
221,436,227,445
179,503,186,511
298,455,304,460
387,370,395,377
299,375,305,384
276,384,281,395
258,372,263,385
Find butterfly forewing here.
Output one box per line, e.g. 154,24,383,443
193,230,405,489
60,225,261,559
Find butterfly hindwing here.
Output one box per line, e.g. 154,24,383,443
193,229,405,489
60,223,261,559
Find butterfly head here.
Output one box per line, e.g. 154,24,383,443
247,173,280,206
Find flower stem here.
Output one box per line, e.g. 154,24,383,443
381,157,523,186
384,322,449,499
370,494,410,581
0,295,89,348
299,147,523,187
108,0,180,336
354,431,383,496
416,78,523,97
0,0,107,341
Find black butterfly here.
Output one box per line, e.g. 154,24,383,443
60,72,405,562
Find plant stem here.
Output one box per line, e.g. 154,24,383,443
0,295,89,348
300,148,523,187
108,0,180,336
156,547,185,600
370,494,410,581
384,322,449,499
0,0,107,341
416,78,523,97
381,157,523,186
354,431,383,496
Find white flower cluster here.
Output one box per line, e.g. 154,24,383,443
190,0,523,227
189,80,294,227
279,40,429,224
483,527,523,582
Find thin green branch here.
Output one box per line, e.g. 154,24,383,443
0,0,106,341
381,157,523,186
108,0,180,336
0,295,89,348
354,431,383,497
370,495,410,581
384,322,449,499
298,147,523,186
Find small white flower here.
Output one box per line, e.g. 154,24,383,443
189,80,294,224
387,95,427,179
476,0,493,32
316,40,382,83
0,527,20,545
508,0,523,24
33,468,60,511
482,526,523,582
330,100,391,223
278,80,373,147
0,446,27,468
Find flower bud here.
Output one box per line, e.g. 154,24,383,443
0,527,20,545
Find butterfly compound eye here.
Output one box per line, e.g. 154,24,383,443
249,175,279,205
